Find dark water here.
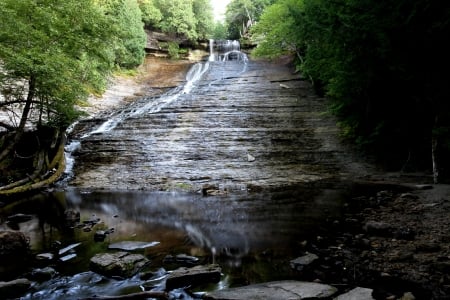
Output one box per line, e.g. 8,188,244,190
0,184,347,299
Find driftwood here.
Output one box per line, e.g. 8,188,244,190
80,291,169,300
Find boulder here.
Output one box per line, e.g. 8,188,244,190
290,252,319,271
166,264,221,290
0,278,31,299
30,267,58,282
204,280,338,300
334,287,375,299
0,231,29,256
90,252,149,278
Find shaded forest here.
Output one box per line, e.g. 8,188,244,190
248,0,450,182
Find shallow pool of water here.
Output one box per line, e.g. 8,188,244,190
0,185,347,299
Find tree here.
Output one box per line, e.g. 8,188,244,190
154,0,198,41
211,22,229,40
193,0,214,40
138,0,162,28
251,0,305,60
252,0,450,182
0,0,121,190
96,0,147,68
0,0,116,162
225,0,275,39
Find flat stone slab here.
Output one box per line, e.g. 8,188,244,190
108,241,160,251
334,287,374,299
90,251,149,278
204,280,338,300
166,264,221,290
0,278,31,299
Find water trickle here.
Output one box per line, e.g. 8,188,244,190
82,62,209,138
60,61,209,179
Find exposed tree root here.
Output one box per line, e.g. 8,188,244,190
0,134,66,196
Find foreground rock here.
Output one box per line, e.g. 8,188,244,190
90,252,149,278
165,264,221,290
335,287,374,299
0,278,31,299
0,231,29,256
204,280,338,300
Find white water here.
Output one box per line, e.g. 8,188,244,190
61,62,210,179
82,62,209,138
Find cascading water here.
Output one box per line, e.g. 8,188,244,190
209,39,246,62
61,61,210,180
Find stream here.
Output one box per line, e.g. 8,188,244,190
0,40,371,299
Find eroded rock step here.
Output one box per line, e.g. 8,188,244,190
69,60,369,191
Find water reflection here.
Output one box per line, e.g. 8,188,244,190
0,185,346,298
2,186,345,265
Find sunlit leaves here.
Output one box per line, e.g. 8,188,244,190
0,0,116,128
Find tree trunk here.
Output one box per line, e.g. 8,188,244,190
432,132,439,184
0,75,36,162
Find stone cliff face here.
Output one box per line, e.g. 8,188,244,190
145,30,207,56
68,57,372,191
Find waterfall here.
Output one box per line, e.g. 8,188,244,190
81,62,209,138
61,61,210,179
209,39,215,61
209,39,244,62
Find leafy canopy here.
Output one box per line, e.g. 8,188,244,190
0,0,116,128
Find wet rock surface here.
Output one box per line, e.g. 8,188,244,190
204,280,338,299
165,264,221,290
68,58,371,192
89,252,149,278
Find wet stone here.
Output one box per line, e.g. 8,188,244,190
204,280,337,300
6,213,33,224
363,221,392,237
290,252,319,271
30,267,58,282
90,251,149,278
0,278,31,299
165,264,221,290
0,231,29,256
108,241,160,251
163,253,200,266
335,287,375,300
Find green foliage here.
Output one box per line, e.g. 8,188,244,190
138,0,162,27
167,42,180,59
0,0,116,128
155,0,198,40
225,0,275,39
211,22,228,39
97,0,147,69
251,0,450,171
193,0,214,40
251,0,304,58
